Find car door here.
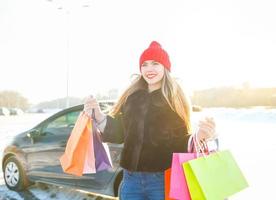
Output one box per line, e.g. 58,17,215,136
26,110,81,185
26,108,120,190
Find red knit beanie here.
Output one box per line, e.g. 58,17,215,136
139,41,171,72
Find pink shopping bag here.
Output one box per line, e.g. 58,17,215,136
169,133,208,200
169,153,198,200
83,120,96,174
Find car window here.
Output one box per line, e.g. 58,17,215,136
45,111,81,129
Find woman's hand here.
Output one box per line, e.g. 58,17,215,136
196,117,217,142
84,95,105,122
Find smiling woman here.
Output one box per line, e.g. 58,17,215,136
83,41,217,199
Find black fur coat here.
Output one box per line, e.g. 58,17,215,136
102,88,191,172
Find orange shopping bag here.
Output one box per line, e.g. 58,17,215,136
165,168,175,200
59,112,96,176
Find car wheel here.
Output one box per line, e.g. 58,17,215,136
3,156,31,191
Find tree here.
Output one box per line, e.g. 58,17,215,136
0,90,29,110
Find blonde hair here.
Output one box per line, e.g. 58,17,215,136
109,69,192,133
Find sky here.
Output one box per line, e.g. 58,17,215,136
0,0,276,104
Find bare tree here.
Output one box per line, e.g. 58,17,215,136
0,90,29,110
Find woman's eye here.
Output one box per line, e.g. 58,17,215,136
153,62,159,65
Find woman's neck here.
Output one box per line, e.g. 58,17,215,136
148,83,161,93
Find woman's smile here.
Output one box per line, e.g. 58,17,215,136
146,72,158,79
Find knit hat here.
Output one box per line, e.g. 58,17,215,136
139,41,171,71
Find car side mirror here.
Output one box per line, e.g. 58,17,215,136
27,129,40,144
27,129,40,138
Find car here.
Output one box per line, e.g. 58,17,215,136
0,107,10,116
1,100,123,198
9,108,24,115
1,100,203,198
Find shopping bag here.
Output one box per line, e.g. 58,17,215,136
165,168,175,200
183,150,249,200
169,152,198,200
60,112,96,176
167,133,208,200
164,133,205,200
83,127,96,174
92,119,113,171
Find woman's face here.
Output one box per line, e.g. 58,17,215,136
141,60,165,88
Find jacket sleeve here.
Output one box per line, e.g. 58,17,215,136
100,113,124,144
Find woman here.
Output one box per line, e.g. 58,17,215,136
84,41,216,199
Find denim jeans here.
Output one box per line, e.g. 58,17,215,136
119,169,165,200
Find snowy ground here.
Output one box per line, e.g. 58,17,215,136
0,182,112,200
1,108,276,199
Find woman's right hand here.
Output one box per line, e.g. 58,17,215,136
84,95,105,122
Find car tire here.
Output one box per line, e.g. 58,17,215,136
3,156,31,191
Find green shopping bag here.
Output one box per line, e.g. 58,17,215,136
183,150,248,200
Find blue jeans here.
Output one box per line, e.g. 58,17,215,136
119,169,165,200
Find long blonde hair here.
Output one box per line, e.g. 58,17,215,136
109,69,192,133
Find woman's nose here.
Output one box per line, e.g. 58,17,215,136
146,64,155,70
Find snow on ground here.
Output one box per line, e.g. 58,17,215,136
0,182,114,200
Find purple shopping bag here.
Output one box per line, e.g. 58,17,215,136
92,119,113,172
169,153,198,200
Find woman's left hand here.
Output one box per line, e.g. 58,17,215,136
197,117,217,142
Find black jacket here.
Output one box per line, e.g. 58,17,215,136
102,88,191,172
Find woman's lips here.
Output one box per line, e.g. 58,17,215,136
146,73,157,79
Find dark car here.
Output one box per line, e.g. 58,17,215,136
2,101,203,198
2,101,123,198
9,108,24,115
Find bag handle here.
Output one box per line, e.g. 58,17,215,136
193,127,209,158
